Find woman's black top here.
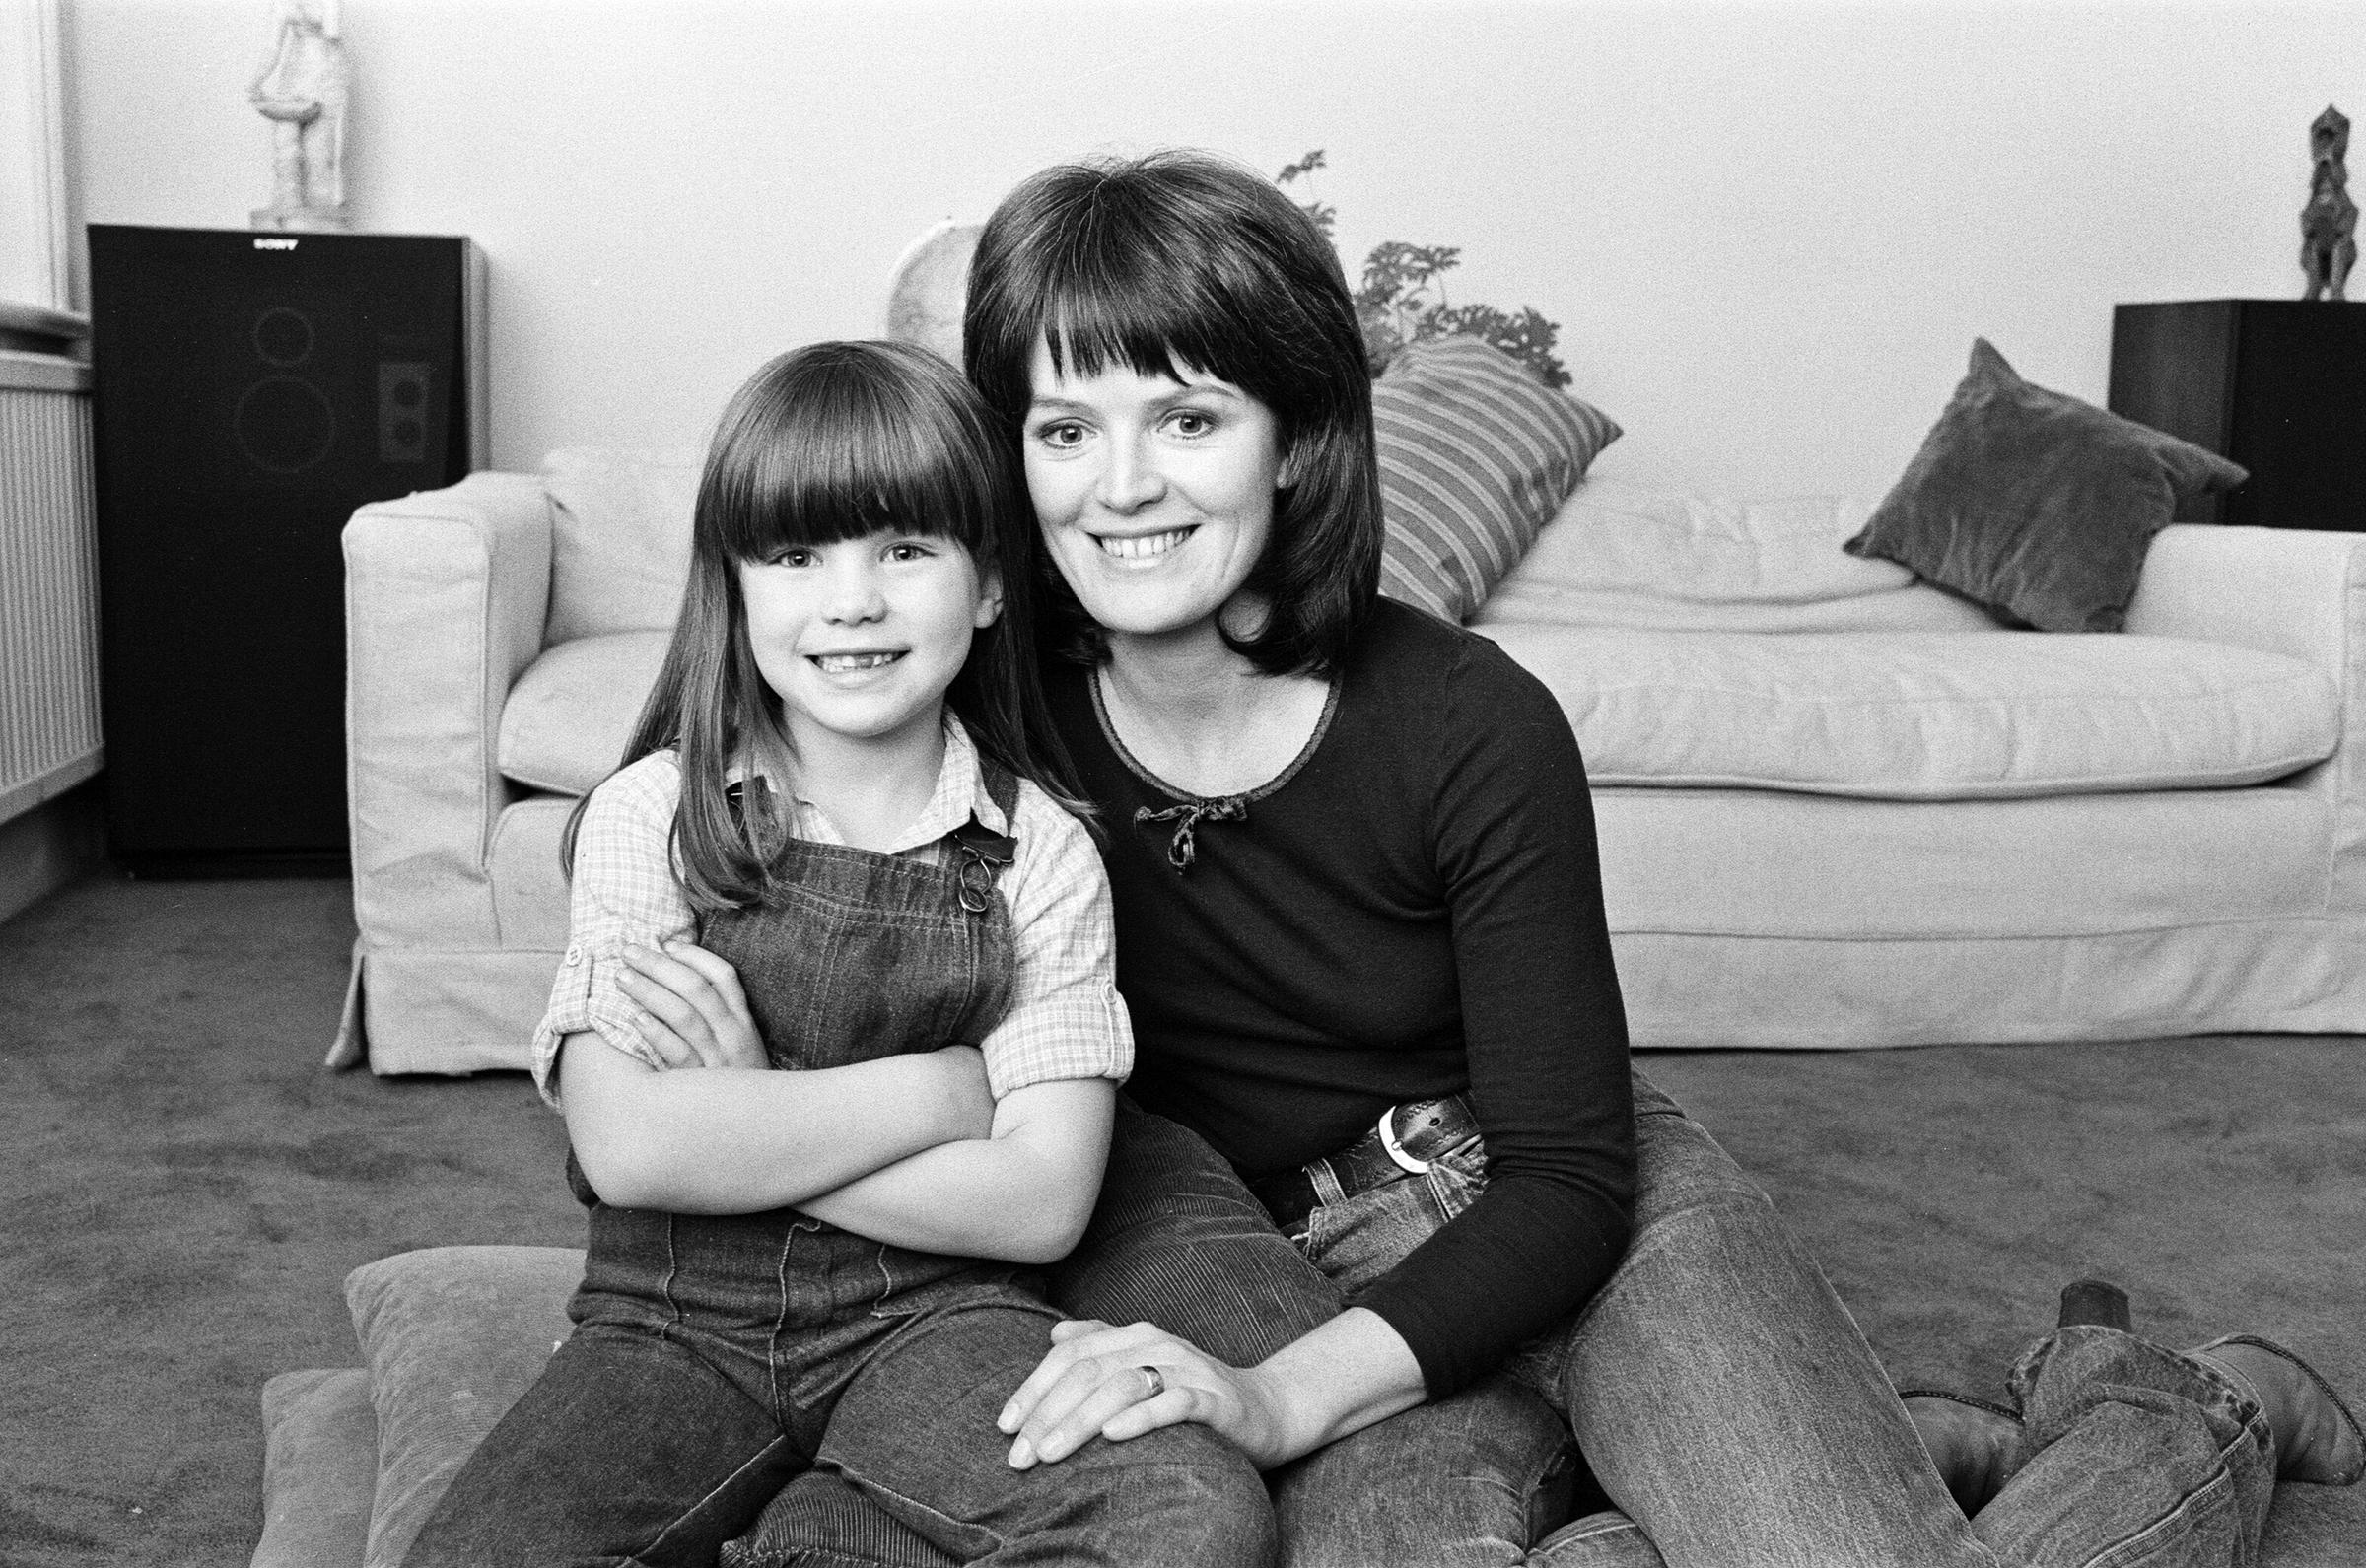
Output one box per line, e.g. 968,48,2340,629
1044,598,1636,1396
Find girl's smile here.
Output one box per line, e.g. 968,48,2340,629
1022,343,1292,645
737,530,1001,757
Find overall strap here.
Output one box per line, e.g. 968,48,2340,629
946,756,1023,913
977,755,1022,822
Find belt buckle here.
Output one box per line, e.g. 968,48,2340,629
1376,1105,1430,1175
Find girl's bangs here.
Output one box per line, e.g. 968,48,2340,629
714,380,987,564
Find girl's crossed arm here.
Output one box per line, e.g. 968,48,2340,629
559,1028,998,1215
609,935,1116,1261
795,1078,1112,1263
616,786,1131,1264
546,756,1000,1215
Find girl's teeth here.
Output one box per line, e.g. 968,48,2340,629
814,652,900,673
1099,528,1192,561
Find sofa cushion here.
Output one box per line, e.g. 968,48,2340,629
1375,337,1620,622
1842,340,2248,634
1474,481,1997,636
492,794,582,950
500,631,672,795
1592,784,2333,940
346,1245,585,1568
542,447,700,645
1480,624,2339,799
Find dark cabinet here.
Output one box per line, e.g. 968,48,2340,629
2108,299,2366,531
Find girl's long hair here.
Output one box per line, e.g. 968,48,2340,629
566,340,1086,910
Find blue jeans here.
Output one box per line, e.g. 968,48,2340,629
1273,1074,2283,1568
732,1079,2285,1567
405,1298,1273,1568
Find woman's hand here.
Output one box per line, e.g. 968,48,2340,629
998,1307,1428,1473
997,1319,1291,1471
616,941,767,1071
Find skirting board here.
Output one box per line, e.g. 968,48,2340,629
0,784,103,927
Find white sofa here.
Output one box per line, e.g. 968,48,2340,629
335,448,2366,1074
1473,483,2365,1048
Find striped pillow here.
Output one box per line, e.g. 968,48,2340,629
1374,337,1621,622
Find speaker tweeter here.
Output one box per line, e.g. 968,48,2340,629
378,361,432,463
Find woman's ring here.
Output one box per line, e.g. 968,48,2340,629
1138,1365,1166,1400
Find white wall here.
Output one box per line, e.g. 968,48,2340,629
64,0,2366,499
2,0,72,310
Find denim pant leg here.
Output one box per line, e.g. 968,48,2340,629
403,1321,803,1568
1048,1096,1346,1362
1513,1086,1985,1568
1271,1373,1596,1568
814,1299,1278,1568
1060,1099,1584,1568
720,1102,1344,1568
1969,1327,2276,1568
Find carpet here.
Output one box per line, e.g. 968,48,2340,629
2,873,2360,1566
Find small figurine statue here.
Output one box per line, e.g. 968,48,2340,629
2301,104,2355,302
248,0,351,232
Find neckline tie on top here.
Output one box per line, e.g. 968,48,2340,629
1135,795,1247,872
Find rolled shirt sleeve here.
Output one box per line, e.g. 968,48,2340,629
977,780,1135,1098
530,754,697,1106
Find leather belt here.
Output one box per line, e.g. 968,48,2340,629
1250,1094,1482,1232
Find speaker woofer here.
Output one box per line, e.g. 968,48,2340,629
235,375,338,473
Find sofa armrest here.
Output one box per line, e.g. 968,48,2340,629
344,473,554,950
2127,523,2366,910
2128,524,2366,664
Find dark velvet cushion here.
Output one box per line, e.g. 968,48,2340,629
1844,339,2248,632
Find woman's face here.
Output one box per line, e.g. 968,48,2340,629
1022,340,1290,647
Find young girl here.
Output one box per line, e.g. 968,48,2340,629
403,341,1274,1568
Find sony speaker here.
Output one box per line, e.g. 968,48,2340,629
88,226,486,872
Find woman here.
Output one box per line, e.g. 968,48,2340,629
623,151,2360,1567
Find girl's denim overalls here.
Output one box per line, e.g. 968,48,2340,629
568,763,1043,1433
408,764,1278,1568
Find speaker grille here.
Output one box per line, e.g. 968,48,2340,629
251,306,315,367
235,375,338,473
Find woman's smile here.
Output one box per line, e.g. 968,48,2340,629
1094,525,1198,564
1023,342,1289,643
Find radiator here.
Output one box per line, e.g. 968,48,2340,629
0,354,101,827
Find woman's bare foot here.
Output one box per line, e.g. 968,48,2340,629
2194,1337,2366,1485
1903,1394,2019,1515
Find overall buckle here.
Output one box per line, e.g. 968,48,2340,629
949,818,1016,914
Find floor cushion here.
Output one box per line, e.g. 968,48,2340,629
253,1369,377,1568
345,1245,583,1568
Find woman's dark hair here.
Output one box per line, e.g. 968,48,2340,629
567,339,1086,909
964,148,1382,677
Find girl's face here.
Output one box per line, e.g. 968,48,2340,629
1022,340,1291,648
736,530,1001,757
